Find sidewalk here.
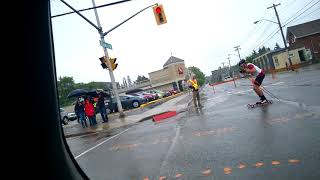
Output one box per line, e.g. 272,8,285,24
63,92,192,138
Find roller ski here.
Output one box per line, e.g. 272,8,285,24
247,100,273,108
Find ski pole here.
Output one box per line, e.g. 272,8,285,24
250,78,281,101
261,86,281,101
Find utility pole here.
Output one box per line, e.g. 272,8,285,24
227,56,236,88
267,3,293,68
222,62,225,68
91,0,125,117
59,0,157,118
234,45,242,60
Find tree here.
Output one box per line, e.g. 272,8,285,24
252,50,257,56
136,75,149,83
127,75,132,87
245,56,254,64
188,66,206,86
274,43,281,50
122,77,127,88
57,76,76,106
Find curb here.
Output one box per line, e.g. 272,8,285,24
64,93,187,138
65,130,97,138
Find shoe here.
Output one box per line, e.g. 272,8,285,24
261,99,268,104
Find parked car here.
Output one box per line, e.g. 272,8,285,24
169,89,179,95
130,92,155,102
146,89,165,99
105,95,146,113
59,108,77,125
163,91,172,97
128,93,147,101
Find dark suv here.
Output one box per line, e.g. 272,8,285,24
105,95,146,113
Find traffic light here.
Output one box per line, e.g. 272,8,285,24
109,58,118,71
99,56,107,69
153,4,167,25
99,56,117,71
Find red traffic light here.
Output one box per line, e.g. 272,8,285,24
155,7,162,14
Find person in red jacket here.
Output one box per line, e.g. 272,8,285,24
84,97,97,126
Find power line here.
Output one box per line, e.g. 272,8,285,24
244,0,320,56
298,7,320,21
278,0,298,12
51,0,134,18
283,0,320,26
282,0,317,25
256,29,280,49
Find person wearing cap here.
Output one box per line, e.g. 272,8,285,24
239,59,268,104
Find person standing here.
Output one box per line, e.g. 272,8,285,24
77,97,87,128
188,76,201,108
74,99,80,123
97,93,108,123
84,97,97,126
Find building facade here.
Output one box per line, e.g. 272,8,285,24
286,19,320,61
148,56,187,92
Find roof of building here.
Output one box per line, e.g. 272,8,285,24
163,56,185,68
286,19,320,39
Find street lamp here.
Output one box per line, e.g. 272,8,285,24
253,19,278,24
254,7,293,68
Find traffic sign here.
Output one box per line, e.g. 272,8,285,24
99,40,112,50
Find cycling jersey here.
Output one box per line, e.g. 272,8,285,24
247,63,264,77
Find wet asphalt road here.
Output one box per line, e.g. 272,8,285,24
67,66,320,180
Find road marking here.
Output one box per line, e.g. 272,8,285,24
193,127,237,137
272,161,281,165
254,162,264,167
288,159,300,164
223,167,232,174
271,82,284,86
159,176,167,180
202,168,211,176
175,173,183,178
109,143,141,151
238,163,246,169
75,127,132,159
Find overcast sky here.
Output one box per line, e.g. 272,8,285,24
50,0,320,83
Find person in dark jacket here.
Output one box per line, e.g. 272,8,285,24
97,93,108,123
77,96,87,128
74,99,80,123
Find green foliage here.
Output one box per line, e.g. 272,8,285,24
188,66,206,86
136,75,149,83
274,43,281,50
57,76,76,107
57,77,109,107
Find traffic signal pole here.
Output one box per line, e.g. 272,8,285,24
91,0,125,117
58,0,158,118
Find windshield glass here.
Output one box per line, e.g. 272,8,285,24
50,0,320,179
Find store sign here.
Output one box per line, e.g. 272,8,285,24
178,67,183,74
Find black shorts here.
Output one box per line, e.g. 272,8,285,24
254,74,265,86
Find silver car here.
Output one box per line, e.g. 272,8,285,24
60,108,77,125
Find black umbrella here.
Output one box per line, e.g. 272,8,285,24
67,89,88,98
86,89,98,97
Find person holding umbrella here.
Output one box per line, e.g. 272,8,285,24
97,92,108,123
77,96,88,128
